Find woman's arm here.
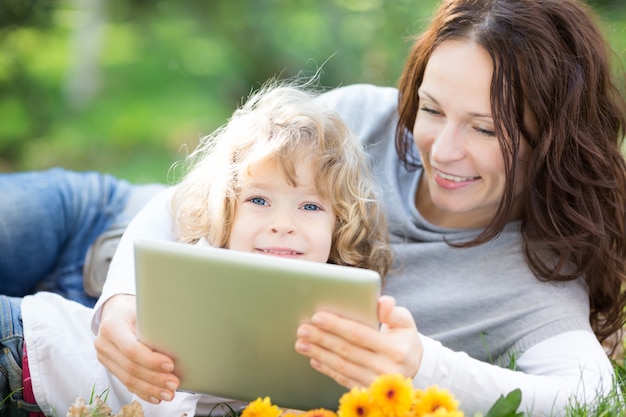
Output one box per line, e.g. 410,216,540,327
92,187,182,404
91,187,175,331
296,296,614,416
418,330,614,415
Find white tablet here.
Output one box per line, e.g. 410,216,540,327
134,239,381,411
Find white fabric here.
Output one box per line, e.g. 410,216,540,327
22,291,235,416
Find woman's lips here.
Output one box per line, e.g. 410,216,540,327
433,169,480,190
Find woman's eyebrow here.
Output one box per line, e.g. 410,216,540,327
417,88,437,104
468,111,493,120
419,88,492,120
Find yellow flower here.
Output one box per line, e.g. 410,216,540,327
337,387,375,417
301,408,338,417
241,397,282,417
411,386,463,417
368,374,414,417
427,409,464,417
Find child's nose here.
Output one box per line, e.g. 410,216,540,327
271,212,295,235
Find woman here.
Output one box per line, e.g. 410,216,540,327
94,0,626,415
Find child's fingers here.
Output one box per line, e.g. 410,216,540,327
94,294,179,403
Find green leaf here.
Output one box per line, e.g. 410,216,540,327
484,389,523,417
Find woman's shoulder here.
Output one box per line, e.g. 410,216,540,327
317,84,400,144
317,84,398,113
320,83,398,98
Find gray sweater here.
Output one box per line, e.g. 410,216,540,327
317,84,591,365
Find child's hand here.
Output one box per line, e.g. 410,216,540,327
294,295,422,388
94,294,180,404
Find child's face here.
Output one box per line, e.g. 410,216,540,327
228,159,336,263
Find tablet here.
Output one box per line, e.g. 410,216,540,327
134,239,381,411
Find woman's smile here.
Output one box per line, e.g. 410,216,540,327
433,169,481,189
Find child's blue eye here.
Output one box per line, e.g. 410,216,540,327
250,197,268,205
303,203,321,211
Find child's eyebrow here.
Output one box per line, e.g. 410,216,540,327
299,184,319,193
240,179,272,190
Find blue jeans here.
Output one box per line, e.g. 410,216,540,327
0,296,42,416
0,168,131,307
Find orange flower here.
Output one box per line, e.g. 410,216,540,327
411,386,463,417
241,397,282,417
368,374,414,417
240,376,466,417
337,387,375,417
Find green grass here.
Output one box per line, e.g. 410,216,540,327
1,350,625,416
563,361,625,417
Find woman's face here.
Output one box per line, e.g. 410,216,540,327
412,39,531,228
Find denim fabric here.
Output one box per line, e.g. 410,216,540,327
0,296,42,416
0,168,131,307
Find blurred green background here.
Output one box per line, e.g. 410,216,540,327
1,0,625,184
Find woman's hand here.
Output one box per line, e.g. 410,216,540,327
94,294,180,404
294,295,423,389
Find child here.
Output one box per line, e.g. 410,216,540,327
170,80,392,275
0,81,392,416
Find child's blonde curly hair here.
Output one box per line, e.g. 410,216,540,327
171,80,392,278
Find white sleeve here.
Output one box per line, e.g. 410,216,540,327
415,330,614,416
90,187,176,333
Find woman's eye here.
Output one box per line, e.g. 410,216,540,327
420,106,441,116
302,203,321,211
250,197,268,206
475,127,496,137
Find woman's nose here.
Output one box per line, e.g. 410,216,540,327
431,123,466,163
